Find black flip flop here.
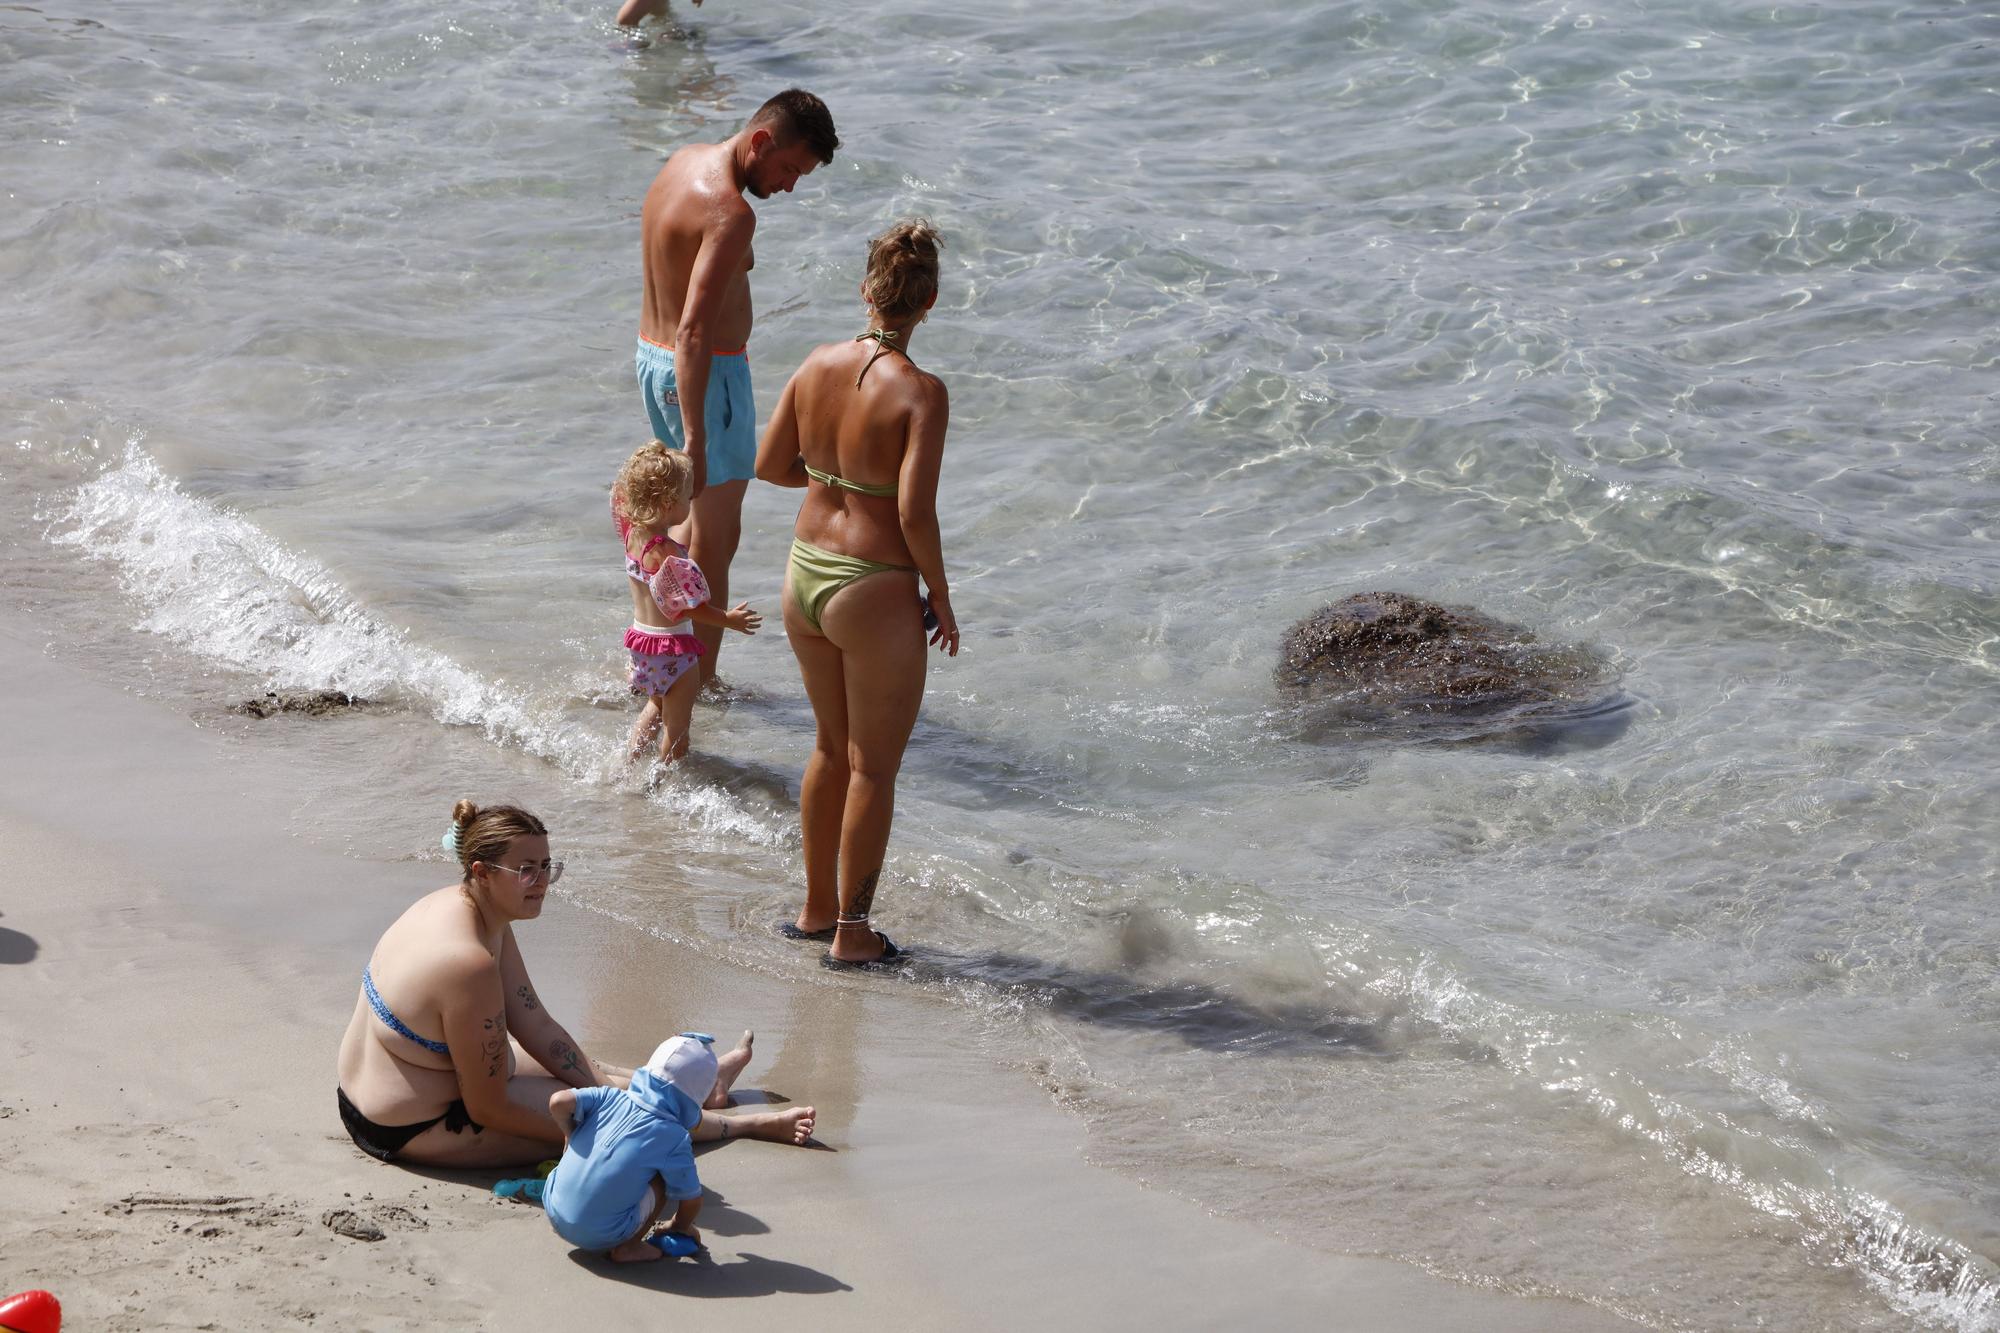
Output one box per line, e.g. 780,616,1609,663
820,933,906,971
778,920,836,943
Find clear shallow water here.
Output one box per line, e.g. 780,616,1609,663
5,0,1998,1327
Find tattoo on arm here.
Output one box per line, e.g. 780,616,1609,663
515,984,540,1011
850,869,880,919
481,1010,507,1079
549,1039,585,1079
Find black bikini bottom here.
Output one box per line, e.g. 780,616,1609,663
337,1086,484,1162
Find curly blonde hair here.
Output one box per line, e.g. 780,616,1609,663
862,218,944,323
614,440,694,530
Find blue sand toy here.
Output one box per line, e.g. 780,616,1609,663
649,1231,701,1258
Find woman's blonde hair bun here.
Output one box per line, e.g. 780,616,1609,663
862,218,944,323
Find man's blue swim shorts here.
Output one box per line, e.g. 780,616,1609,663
635,336,757,486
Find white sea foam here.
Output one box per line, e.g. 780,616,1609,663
53,448,567,727
1384,948,2000,1332
45,446,784,848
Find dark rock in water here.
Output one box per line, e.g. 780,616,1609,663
233,690,364,719
1277,591,1626,746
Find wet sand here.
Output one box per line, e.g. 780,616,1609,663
0,616,1632,1331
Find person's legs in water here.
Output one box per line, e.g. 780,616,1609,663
614,0,669,24
819,570,926,964
673,478,748,687
783,575,851,937
655,669,701,765
606,1180,671,1264
627,694,663,762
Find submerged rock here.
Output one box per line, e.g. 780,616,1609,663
232,690,365,719
1277,591,1626,746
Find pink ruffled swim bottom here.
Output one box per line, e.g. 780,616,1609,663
626,623,705,697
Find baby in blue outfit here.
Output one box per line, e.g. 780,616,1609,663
544,1033,717,1262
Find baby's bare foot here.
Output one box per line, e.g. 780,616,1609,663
607,1236,665,1264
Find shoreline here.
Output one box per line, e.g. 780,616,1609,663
0,613,1631,1331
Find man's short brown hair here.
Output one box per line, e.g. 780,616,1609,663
749,88,839,165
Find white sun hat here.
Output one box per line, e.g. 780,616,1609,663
644,1032,718,1105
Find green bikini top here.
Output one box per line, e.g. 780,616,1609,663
804,462,898,498
803,328,907,498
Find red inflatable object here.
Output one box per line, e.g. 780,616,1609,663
0,1289,60,1333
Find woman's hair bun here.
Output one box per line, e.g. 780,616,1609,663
862,217,944,322
449,802,549,879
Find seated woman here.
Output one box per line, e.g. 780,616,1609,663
754,218,960,966
336,799,814,1167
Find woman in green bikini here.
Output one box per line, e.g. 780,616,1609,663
754,218,959,967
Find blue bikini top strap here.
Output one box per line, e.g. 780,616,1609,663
363,965,451,1055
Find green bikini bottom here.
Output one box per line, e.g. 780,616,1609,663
788,538,915,633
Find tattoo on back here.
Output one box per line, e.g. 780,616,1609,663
850,869,880,919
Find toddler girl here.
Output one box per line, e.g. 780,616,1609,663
612,441,760,763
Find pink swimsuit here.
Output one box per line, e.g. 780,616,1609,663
613,493,708,696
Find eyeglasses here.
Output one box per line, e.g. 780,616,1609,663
478,859,565,886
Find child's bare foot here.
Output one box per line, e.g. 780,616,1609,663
706,1030,754,1109
607,1236,665,1263
627,702,663,761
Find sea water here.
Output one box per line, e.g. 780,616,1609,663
4,0,1997,1326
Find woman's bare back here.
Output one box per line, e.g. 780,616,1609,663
788,338,946,565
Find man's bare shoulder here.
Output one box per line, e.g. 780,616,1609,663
654,144,751,224
655,139,717,177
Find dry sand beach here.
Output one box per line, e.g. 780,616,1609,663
0,617,1631,1331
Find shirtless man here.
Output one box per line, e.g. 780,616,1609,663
636,88,839,684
